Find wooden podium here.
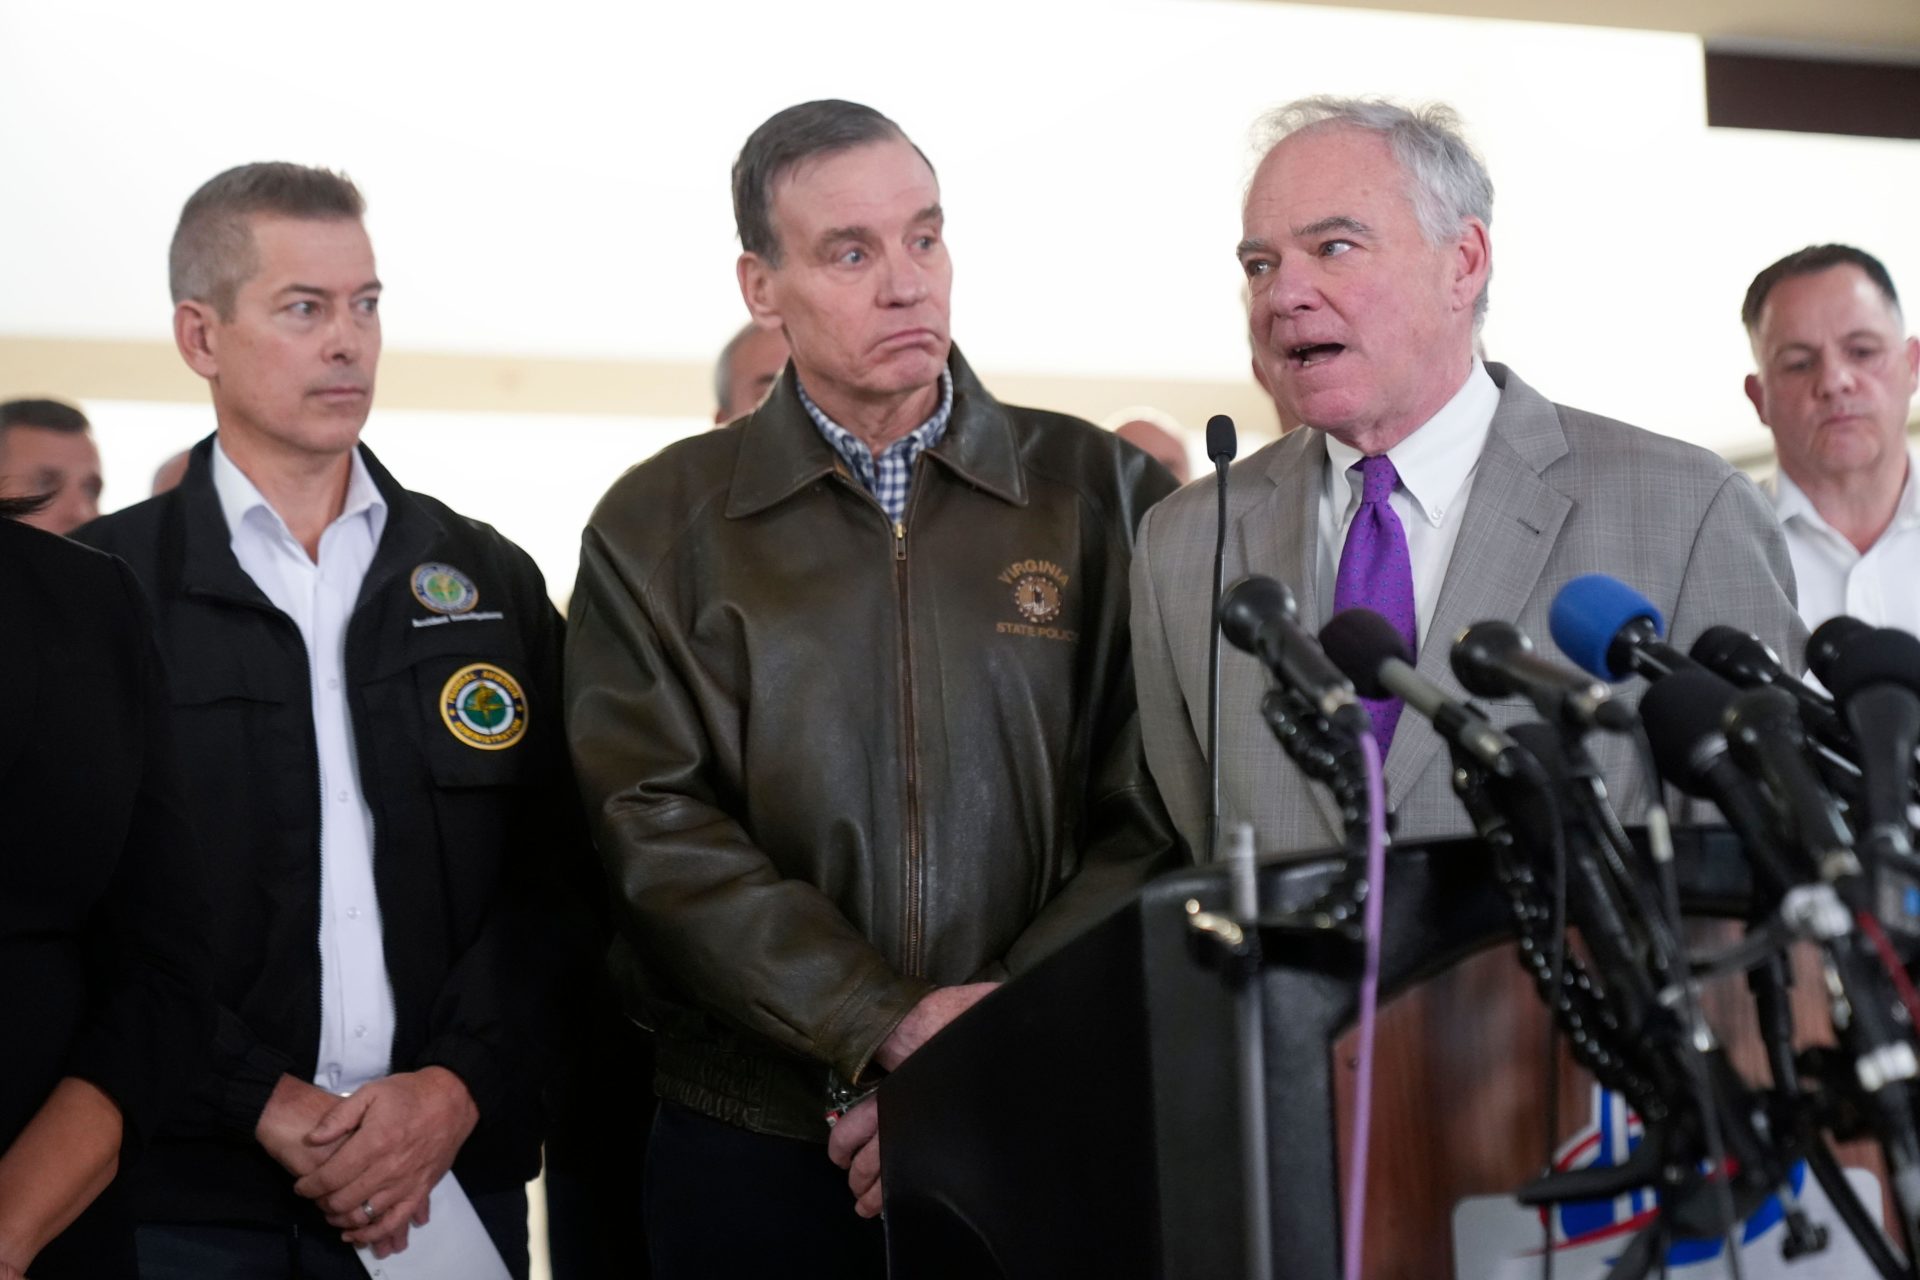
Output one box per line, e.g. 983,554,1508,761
878,829,1881,1279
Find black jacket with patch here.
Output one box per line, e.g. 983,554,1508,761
76,436,594,1228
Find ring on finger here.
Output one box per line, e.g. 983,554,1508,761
361,1200,377,1225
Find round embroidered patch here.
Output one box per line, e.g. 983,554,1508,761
411,562,480,615
1012,574,1062,624
439,663,528,750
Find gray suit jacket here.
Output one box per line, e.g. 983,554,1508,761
1132,363,1806,860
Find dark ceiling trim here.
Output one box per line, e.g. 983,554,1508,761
1706,49,1920,140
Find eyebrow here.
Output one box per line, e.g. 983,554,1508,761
278,279,383,298
816,205,945,248
1296,215,1372,239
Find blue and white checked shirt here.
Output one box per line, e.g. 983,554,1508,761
799,371,954,526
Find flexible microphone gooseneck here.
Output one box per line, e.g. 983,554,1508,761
1203,414,1237,861
1451,619,1637,733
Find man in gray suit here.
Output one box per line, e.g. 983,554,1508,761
1132,97,1803,859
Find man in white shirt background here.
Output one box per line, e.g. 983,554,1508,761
1743,244,1920,633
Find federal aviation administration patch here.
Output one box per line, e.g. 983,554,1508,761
439,663,528,750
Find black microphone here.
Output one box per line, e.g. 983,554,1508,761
1809,615,1875,690
1452,620,1637,733
1203,414,1237,861
1638,668,1799,892
1549,574,1694,684
1319,607,1522,776
1723,686,1860,896
1826,629,1920,869
1219,576,1369,738
1690,624,1846,741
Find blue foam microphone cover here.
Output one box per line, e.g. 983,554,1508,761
1549,574,1666,682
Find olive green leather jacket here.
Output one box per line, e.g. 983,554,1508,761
565,349,1182,1140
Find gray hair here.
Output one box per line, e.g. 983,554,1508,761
170,162,365,318
732,99,932,266
1255,96,1494,325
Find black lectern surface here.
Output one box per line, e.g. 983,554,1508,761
879,828,1754,1280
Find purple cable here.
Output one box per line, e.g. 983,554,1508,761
1343,730,1388,1280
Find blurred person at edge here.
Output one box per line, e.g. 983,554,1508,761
1106,406,1191,483
713,320,790,425
565,98,1180,1278
1131,96,1802,859
74,162,595,1280
0,398,103,534
0,500,214,1278
1744,244,1920,634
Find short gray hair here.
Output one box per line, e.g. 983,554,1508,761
1255,96,1494,324
170,162,365,318
731,100,931,266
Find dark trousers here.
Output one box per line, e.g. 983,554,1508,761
545,1001,654,1279
645,1101,886,1280
135,1187,530,1280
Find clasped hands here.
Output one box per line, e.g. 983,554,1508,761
826,982,999,1219
255,1066,478,1259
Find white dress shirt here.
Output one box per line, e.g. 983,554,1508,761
1318,360,1502,646
1767,449,1920,637
212,439,395,1095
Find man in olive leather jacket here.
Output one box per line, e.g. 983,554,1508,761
565,99,1181,1278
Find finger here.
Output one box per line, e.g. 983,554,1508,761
311,1162,405,1218
826,1099,879,1167
412,1200,431,1228
308,1092,373,1146
295,1138,379,1200
855,1179,885,1218
849,1139,882,1197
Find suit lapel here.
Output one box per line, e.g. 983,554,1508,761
1384,368,1572,807
1233,431,1344,843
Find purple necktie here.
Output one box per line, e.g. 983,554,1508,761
1333,455,1416,750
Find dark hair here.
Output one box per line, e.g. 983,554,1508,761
731,100,931,265
170,162,366,317
1742,243,1902,333
1,397,90,435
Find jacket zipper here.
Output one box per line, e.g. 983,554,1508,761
894,515,923,976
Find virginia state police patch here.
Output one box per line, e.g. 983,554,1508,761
411,562,480,615
439,663,528,750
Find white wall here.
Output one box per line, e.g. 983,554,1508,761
7,0,1919,593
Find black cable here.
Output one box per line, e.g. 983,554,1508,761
1542,773,1569,1280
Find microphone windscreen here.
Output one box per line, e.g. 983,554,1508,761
1549,574,1664,681
1206,414,1238,463
1218,575,1294,656
1638,667,1740,793
1319,607,1412,700
1808,615,1874,688
1824,627,1920,702
1688,625,1758,674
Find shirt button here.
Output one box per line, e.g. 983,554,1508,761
346,906,360,920
335,789,349,803
354,1024,367,1039
328,677,341,691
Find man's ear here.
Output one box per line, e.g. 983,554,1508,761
1744,372,1770,427
174,301,220,380
1451,218,1491,312
738,253,782,329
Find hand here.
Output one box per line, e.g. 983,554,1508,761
875,982,1000,1072
292,1067,477,1254
0,1260,23,1280
826,1095,884,1218
255,1075,350,1178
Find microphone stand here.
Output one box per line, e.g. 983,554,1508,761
1204,415,1237,861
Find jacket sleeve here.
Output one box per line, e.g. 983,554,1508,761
1667,470,1807,670
565,524,932,1085
1000,464,1188,976
410,549,603,1121
62,560,217,1154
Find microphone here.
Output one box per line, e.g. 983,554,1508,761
1638,667,1798,892
1690,625,1847,747
1319,608,1522,777
1825,629,1920,870
1218,576,1368,737
1204,415,1238,861
1722,686,1859,892
1809,615,1875,690
1451,620,1636,733
1549,574,1695,683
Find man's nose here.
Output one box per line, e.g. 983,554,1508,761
879,251,930,306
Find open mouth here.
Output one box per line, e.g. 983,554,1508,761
1288,342,1345,368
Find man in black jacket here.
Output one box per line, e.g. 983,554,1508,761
77,163,588,1280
